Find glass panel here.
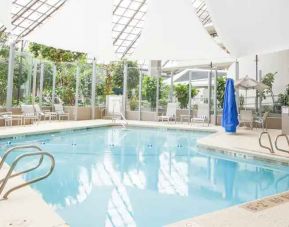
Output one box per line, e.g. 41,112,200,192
56,63,77,106
12,52,32,106
127,66,140,112
0,47,9,108
42,62,54,109
79,63,92,107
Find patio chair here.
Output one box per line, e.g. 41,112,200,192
34,104,57,121
254,112,269,130
21,104,39,124
239,110,253,129
191,103,209,126
0,112,13,126
158,103,177,122
54,104,70,120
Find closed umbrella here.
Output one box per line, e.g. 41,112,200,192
235,75,268,109
222,79,239,133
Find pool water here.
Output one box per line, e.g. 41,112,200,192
1,126,289,227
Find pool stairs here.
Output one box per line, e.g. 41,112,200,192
0,145,55,200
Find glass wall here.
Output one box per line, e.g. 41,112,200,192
55,62,77,106
12,52,33,107
127,66,140,112
79,62,92,107
0,47,8,108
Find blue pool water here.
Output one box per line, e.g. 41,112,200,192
1,126,289,227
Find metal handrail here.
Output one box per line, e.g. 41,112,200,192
259,131,275,153
113,111,128,127
0,151,55,200
0,145,44,183
275,134,289,153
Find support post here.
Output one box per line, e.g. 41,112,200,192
25,59,33,103
138,69,142,121
39,63,44,107
255,55,259,113
74,66,80,121
208,63,213,126
214,69,218,125
259,70,262,114
123,62,128,117
52,64,57,106
170,71,174,102
6,42,15,110
156,69,160,118
188,71,192,118
91,60,97,119
235,60,240,112
32,61,38,105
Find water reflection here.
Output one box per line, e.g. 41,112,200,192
1,127,289,227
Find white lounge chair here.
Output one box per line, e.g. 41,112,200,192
191,103,209,126
158,103,177,123
34,104,57,121
21,104,39,124
239,110,253,129
54,104,70,120
0,112,13,126
254,111,269,130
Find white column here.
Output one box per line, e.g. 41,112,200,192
214,69,218,125
235,60,240,112
39,63,44,107
188,71,192,117
74,66,80,121
52,64,57,105
138,69,142,120
170,72,174,102
123,62,128,117
6,42,15,110
25,59,33,103
208,65,212,126
91,60,97,119
156,70,160,118
32,61,38,105
259,70,262,114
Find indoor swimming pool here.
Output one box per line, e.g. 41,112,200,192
1,126,289,227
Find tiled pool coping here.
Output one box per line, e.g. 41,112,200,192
0,120,289,227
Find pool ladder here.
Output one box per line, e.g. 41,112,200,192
112,111,128,128
259,132,289,154
0,145,55,200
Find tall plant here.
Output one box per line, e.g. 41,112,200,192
216,76,226,109
174,84,198,109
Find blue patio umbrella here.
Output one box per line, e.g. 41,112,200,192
222,78,239,133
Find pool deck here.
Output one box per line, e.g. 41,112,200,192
0,120,289,227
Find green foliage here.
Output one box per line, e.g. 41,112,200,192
112,61,139,92
29,43,86,63
130,96,138,111
277,85,289,106
174,84,198,109
142,76,167,109
216,76,226,109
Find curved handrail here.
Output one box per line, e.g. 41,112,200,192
259,131,274,153
0,152,55,200
275,134,289,153
0,145,44,183
113,111,128,127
